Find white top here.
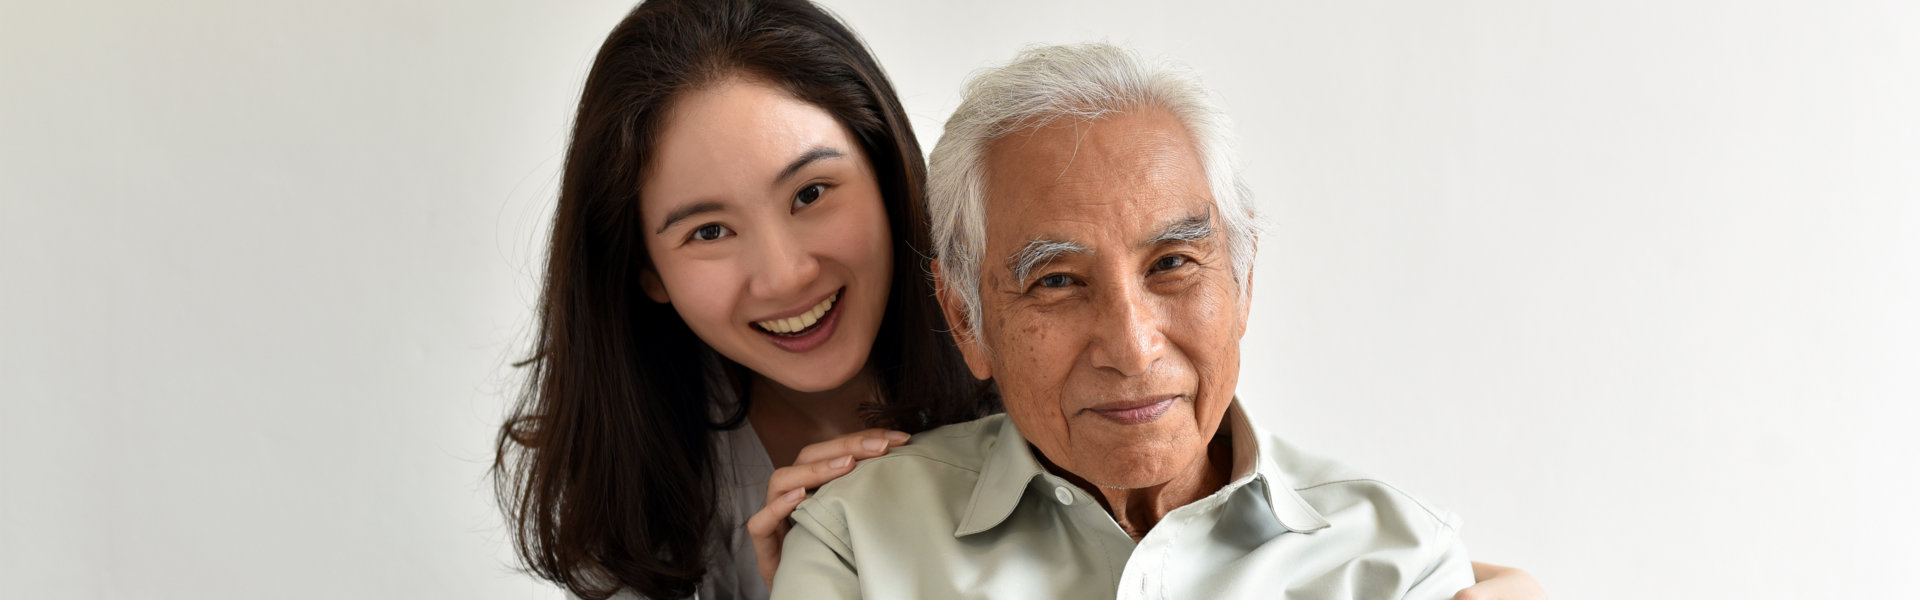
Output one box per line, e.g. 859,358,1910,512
603,417,773,600
701,419,775,599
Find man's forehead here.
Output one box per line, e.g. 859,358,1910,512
998,201,1213,245
980,111,1215,251
984,114,1206,202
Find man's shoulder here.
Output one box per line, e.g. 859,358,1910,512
1256,429,1464,534
1232,415,1475,595
837,413,1007,483
876,413,1010,472
793,414,1008,531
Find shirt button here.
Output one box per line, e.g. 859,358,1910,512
1054,486,1074,506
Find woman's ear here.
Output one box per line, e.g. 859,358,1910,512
930,260,993,381
641,269,670,304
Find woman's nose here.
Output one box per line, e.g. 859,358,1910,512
746,227,821,299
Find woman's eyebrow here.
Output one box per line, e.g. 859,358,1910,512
654,201,725,235
772,146,846,185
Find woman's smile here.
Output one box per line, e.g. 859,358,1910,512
752,288,844,353
753,288,838,334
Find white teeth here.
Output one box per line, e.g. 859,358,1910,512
756,292,838,334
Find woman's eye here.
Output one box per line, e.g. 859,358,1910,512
1152,255,1188,272
1036,273,1073,289
690,223,731,242
792,183,825,210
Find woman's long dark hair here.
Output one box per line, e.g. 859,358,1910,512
491,1,995,598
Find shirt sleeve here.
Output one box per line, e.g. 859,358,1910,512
767,511,862,599
1398,514,1476,600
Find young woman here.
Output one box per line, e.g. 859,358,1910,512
493,1,1545,599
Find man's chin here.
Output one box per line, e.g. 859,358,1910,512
1064,440,1205,491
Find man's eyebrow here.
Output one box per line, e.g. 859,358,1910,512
654,201,725,235
1140,208,1214,248
774,147,847,185
1005,238,1093,286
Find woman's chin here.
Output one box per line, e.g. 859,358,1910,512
755,348,870,394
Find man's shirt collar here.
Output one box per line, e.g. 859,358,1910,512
954,400,1331,537
954,413,1047,536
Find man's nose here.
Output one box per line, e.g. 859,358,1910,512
1088,283,1167,377
746,227,821,299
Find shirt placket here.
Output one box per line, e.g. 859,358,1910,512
1035,474,1136,597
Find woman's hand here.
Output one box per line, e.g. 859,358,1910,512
1455,561,1547,600
748,428,910,588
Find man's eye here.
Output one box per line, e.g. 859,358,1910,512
1036,274,1073,288
792,183,825,210
690,223,731,242
1152,255,1188,271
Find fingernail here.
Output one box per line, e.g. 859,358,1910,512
862,438,886,452
831,455,852,468
886,431,909,443
786,488,804,502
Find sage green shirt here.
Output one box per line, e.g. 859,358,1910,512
769,402,1473,599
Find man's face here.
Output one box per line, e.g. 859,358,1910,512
942,108,1250,490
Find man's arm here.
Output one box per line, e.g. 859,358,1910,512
766,512,861,599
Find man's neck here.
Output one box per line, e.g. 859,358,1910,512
1043,434,1234,542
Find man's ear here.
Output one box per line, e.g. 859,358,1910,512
1237,268,1254,340
1237,234,1257,340
641,268,670,304
930,259,993,381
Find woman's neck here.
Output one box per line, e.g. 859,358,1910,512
747,365,881,468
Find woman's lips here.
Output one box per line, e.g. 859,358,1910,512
1086,396,1178,425
753,288,844,353
753,290,838,334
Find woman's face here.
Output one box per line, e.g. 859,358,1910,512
639,77,893,393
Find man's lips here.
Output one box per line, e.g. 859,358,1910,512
1084,395,1180,425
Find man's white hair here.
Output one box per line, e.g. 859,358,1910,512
927,42,1259,344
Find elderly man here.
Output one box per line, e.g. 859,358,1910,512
768,43,1476,599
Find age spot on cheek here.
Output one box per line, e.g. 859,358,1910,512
1020,323,1053,352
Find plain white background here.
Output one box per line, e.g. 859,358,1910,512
4,0,1916,597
